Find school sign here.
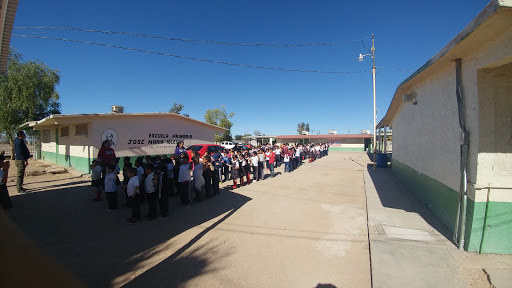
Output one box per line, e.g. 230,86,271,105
23,113,227,173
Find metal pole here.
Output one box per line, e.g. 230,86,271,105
371,34,376,170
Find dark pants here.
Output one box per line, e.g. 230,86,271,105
252,166,258,181
146,192,157,219
258,162,264,180
212,170,220,195
0,184,13,209
223,165,230,181
106,191,118,210
179,181,191,205
159,189,169,217
129,195,140,219
15,160,26,191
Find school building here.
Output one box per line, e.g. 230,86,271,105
274,134,372,151
378,0,512,253
22,112,227,174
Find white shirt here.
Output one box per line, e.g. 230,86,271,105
284,154,290,162
145,172,156,193
178,164,192,182
91,165,102,180
104,172,117,192
251,156,259,167
137,166,144,182
127,176,139,197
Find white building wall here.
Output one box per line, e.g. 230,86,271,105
391,25,512,192
90,116,217,157
392,65,461,192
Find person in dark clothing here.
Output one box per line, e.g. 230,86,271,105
211,151,221,195
0,155,13,209
14,131,30,194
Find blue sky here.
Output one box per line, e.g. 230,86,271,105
11,0,489,136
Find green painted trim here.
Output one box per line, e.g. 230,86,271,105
391,159,459,235
392,159,512,254
479,201,512,254
41,151,91,173
329,147,365,152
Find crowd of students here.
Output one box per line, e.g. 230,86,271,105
91,142,330,224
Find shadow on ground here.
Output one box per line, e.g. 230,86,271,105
366,164,453,240
7,179,251,287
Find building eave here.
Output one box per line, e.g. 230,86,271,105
25,113,229,133
380,0,512,128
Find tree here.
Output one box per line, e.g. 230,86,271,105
0,49,61,158
305,123,310,132
204,106,235,143
234,135,242,141
169,103,184,114
253,130,263,136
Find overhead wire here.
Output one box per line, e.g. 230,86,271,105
13,34,369,74
14,26,372,47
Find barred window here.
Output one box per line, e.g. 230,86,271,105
75,124,88,136
42,129,51,143
61,126,69,137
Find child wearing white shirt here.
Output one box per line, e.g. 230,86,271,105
104,164,118,211
126,168,140,223
91,160,103,201
144,165,157,219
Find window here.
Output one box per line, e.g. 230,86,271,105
75,124,88,136
60,126,69,137
42,129,51,143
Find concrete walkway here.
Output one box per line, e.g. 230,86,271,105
352,153,512,288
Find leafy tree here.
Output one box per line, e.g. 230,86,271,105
169,103,184,114
253,130,263,136
305,123,310,132
0,49,61,158
204,106,235,143
234,135,242,141
183,113,190,117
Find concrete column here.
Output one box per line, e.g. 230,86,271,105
383,127,387,153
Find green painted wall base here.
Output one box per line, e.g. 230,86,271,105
329,147,365,152
392,159,460,232
41,151,91,173
392,159,512,254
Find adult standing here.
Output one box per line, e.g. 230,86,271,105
97,140,116,166
174,141,186,159
14,131,30,194
97,140,116,188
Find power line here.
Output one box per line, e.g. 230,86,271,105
14,26,372,47
13,34,369,74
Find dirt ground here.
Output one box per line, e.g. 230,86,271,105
3,154,371,288
3,154,508,288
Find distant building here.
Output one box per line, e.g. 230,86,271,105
378,0,512,254
22,113,227,173
328,130,337,135
275,134,372,151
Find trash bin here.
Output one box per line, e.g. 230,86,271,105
376,153,388,168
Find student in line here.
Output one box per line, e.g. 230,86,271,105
104,164,118,211
251,151,259,182
126,167,140,224
155,163,169,217
178,155,193,206
90,160,103,201
0,155,13,210
144,165,157,220
231,154,240,189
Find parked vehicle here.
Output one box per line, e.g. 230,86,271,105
221,141,235,149
186,144,224,159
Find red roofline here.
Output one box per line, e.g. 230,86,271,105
275,134,372,139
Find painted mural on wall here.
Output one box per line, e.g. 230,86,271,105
100,128,195,155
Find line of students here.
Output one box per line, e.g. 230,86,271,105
90,142,329,224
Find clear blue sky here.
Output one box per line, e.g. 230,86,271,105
11,0,489,136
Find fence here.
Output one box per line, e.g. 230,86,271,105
0,141,40,159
